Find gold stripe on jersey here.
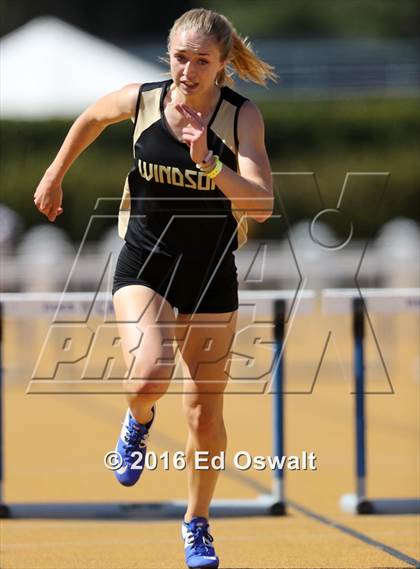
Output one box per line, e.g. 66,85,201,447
119,88,162,239
211,99,236,153
232,203,248,250
118,178,131,239
211,99,248,249
133,88,161,150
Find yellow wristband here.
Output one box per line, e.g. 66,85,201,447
205,155,223,179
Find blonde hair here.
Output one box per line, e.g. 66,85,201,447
167,8,278,87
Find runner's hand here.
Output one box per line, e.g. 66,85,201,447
34,174,64,222
176,103,209,165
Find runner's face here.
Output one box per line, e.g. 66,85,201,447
169,29,225,96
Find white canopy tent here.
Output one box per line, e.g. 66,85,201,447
0,16,165,118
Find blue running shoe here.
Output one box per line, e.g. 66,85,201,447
182,517,219,569
114,407,155,487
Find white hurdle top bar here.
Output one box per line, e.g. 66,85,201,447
322,288,420,314
0,290,315,318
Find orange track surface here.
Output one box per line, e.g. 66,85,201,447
1,310,419,568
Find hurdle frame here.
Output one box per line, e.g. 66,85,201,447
322,288,420,515
0,289,314,519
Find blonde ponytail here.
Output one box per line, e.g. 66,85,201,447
168,9,278,87
219,30,278,87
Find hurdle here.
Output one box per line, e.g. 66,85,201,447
322,288,420,515
0,289,314,519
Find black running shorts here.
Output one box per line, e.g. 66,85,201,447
112,242,238,314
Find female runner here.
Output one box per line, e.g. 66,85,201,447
34,8,275,568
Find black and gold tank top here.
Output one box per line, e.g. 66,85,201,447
118,79,248,260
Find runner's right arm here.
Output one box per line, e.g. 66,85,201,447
34,83,140,222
